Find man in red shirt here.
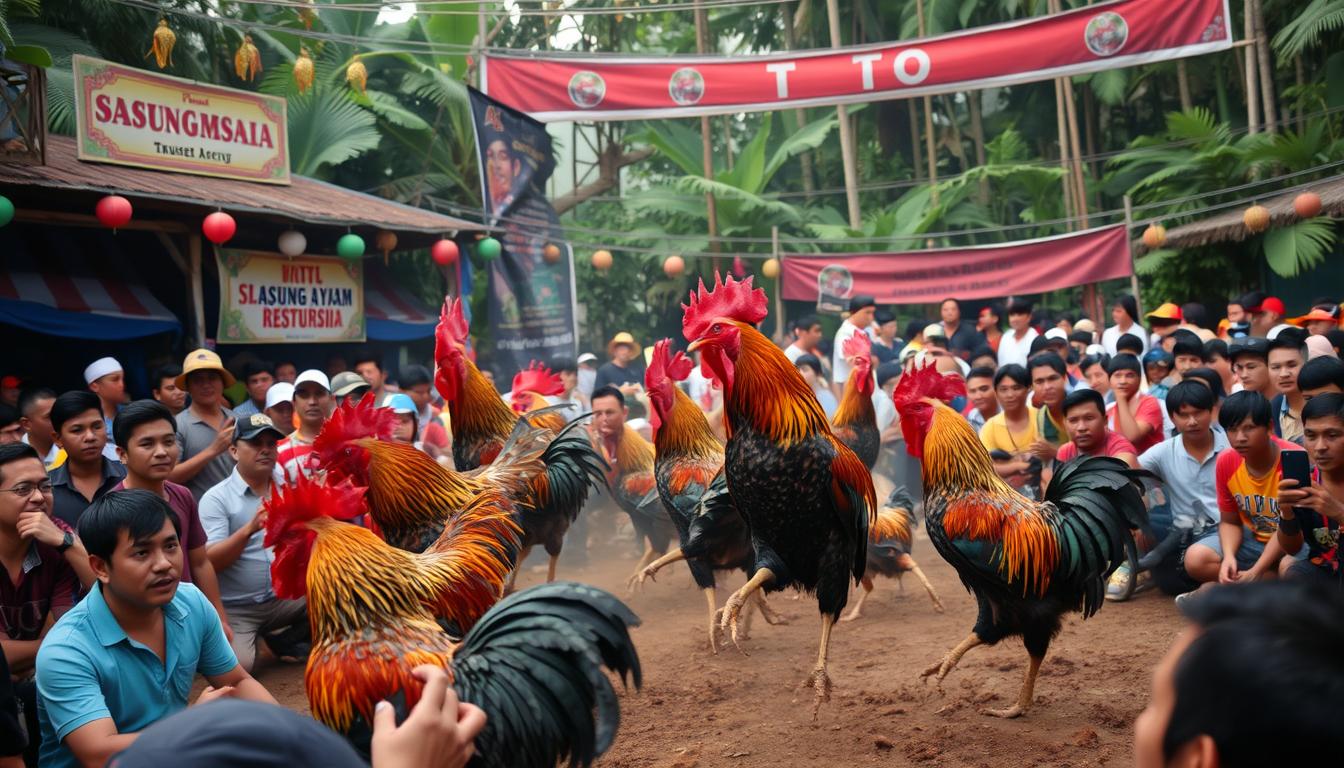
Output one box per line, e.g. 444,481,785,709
1055,389,1139,466
1106,355,1164,455
276,370,330,482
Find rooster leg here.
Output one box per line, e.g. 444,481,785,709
898,556,943,613
504,545,532,596
753,591,787,626
801,615,835,720
840,577,874,622
983,654,1043,719
704,588,723,653
920,632,983,688
624,542,658,595
719,567,775,654
632,547,686,591
546,554,559,583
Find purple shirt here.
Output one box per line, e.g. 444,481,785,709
0,540,77,642
109,481,208,583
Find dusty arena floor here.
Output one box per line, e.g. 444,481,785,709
255,527,1182,768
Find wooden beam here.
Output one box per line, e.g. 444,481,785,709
188,234,207,349
12,209,190,233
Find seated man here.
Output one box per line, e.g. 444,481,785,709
35,490,276,767
200,415,308,672
1106,354,1165,455
1276,392,1344,583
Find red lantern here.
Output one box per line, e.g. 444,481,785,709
662,254,685,277
95,195,133,231
201,211,236,245
431,239,459,266
1294,192,1322,219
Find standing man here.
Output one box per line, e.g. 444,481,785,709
276,370,331,482
1298,356,1344,401
1229,337,1274,400
18,388,63,470
832,296,877,387
262,382,294,432
273,361,298,385
1247,295,1286,338
83,357,124,463
352,354,387,403
1277,393,1344,582
329,372,370,406
962,366,1000,434
871,310,902,365
784,315,824,363
149,365,186,415
545,357,589,418
48,392,126,530
977,304,1004,355
200,414,308,672
1203,339,1237,395
996,300,1038,369
576,353,599,401
232,362,274,419
399,365,449,458
938,298,985,359
1106,355,1165,455
1028,352,1069,462
594,333,644,396
1268,334,1307,444
168,349,237,501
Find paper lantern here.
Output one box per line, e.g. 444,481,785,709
147,18,176,69
543,243,562,264
1141,223,1167,249
375,230,397,257
1294,192,1322,219
294,46,315,93
337,233,365,261
662,254,685,277
0,196,13,228
1243,204,1271,234
95,195,132,231
234,34,261,82
346,55,368,94
762,257,780,279
201,212,236,245
431,239,459,266
591,249,612,271
477,237,501,260
278,229,306,257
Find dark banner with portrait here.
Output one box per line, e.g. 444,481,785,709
467,87,578,383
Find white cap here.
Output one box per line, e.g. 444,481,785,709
292,369,330,395
83,357,123,385
1085,343,1107,356
264,382,295,410
1267,323,1295,340
1044,327,1069,342
577,352,598,365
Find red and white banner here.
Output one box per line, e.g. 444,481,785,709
483,0,1231,121
781,226,1132,309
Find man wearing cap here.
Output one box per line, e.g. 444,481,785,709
83,357,125,463
329,371,370,406
383,394,423,448
168,350,237,501
871,310,903,366
937,298,985,359
262,383,295,433
997,299,1039,369
276,371,331,483
1144,349,1178,400
594,333,644,396
1145,303,1184,350
0,377,20,409
833,296,877,387
1291,304,1341,337
1247,295,1285,338
576,353,599,400
200,414,308,672
1230,337,1274,399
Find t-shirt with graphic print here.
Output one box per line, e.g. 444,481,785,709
1214,436,1305,543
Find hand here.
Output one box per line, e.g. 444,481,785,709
371,665,486,768
16,510,66,549
619,383,642,397
1238,567,1262,583
193,685,235,706
1293,486,1344,523
249,507,268,535
1028,440,1057,462
1217,557,1239,585
210,419,236,456
1278,478,1306,512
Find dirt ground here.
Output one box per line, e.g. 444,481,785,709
254,518,1182,768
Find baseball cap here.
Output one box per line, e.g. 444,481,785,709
1043,328,1069,343
1267,323,1298,341
1290,306,1340,327
1145,302,1183,321
292,369,330,394
1305,335,1335,360
84,357,123,385
383,392,416,414
577,352,598,365
329,371,369,398
234,413,286,443
922,323,946,341
176,349,236,388
848,294,877,313
0,376,20,389
1074,318,1097,335
876,361,903,387
1142,349,1174,367
1248,296,1286,315
263,382,294,410
874,308,896,325
1228,336,1270,360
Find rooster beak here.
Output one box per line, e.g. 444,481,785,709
687,338,705,353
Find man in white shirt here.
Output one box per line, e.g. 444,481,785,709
784,315,824,363
997,299,1039,369
832,295,877,386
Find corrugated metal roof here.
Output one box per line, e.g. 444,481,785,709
0,134,482,235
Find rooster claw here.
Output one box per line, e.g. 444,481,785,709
982,704,1026,719
800,666,833,720
717,594,750,657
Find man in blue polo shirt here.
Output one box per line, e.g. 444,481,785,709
35,489,276,768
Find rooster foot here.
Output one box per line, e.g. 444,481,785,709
919,658,951,691
800,665,833,720
839,608,862,623
718,592,750,657
755,597,788,626
707,618,723,654
981,704,1027,719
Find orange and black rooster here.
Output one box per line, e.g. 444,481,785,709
265,474,642,765
435,299,607,583
508,361,571,430
682,274,875,715
841,486,944,622
831,330,880,470
893,363,1147,718
634,339,780,651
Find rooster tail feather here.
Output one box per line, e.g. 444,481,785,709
1046,457,1150,617
684,472,736,559
452,582,641,768
468,418,550,501
534,417,609,522
420,488,521,630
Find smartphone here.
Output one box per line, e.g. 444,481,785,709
1281,450,1312,489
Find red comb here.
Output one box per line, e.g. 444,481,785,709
511,361,563,398
892,361,966,411
645,338,694,390
843,330,872,359
681,273,768,341
312,392,396,459
435,298,469,360
262,473,369,548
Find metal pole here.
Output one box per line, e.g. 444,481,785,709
825,0,862,227
694,1,721,268
189,235,207,348
1123,195,1143,318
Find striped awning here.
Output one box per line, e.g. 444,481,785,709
364,262,438,341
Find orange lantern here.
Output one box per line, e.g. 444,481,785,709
591,249,613,271
662,255,685,277
1243,204,1271,234
543,243,562,264
1294,192,1322,219
762,258,780,279
1141,223,1167,249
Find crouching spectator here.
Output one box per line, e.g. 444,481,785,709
1276,392,1344,584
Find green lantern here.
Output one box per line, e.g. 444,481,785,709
337,233,365,261
0,196,14,228
477,236,501,260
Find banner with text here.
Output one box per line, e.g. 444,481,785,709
73,55,290,184
782,226,1131,310
215,251,364,343
483,0,1230,121
469,88,578,381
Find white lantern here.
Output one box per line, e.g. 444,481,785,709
278,229,306,257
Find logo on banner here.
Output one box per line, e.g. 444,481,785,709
1084,12,1128,57
568,71,606,108
816,264,854,314
668,68,705,105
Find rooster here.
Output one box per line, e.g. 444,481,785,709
633,339,781,651
681,274,875,715
831,330,880,469
841,486,944,622
893,362,1147,718
508,361,570,431
435,299,608,584
265,474,642,764
596,421,672,588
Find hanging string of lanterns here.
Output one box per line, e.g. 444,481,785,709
0,196,14,228
201,211,237,245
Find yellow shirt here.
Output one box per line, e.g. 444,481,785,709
980,407,1039,454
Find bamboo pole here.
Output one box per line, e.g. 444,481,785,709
1123,195,1143,318
782,3,815,200
694,2,720,263
1243,0,1260,134
772,225,785,337
825,0,862,227
189,235,207,349
916,0,938,206
1250,0,1276,134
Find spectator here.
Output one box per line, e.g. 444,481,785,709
1291,304,1341,337
149,365,186,415
594,333,644,396
1039,329,1080,384
0,443,83,766
1202,339,1236,395
262,383,294,431
329,371,370,406
1067,331,1092,364
976,304,1003,355
1180,368,1226,414
232,361,274,419
937,298,984,358
1080,353,1112,403
273,362,298,385
168,350,238,501
962,366,999,433
0,647,25,768
1106,355,1165,455
1144,350,1177,400
871,310,902,365
1115,332,1146,359
0,379,17,411
83,358,125,462
1103,295,1147,356
1180,392,1303,594
0,406,22,445
901,319,928,356
1229,336,1273,399
200,414,307,672
980,364,1041,497
1054,389,1138,465
382,394,421,447
350,354,386,403
1028,352,1069,462
832,296,877,386
1074,318,1097,343
1276,392,1344,583
1225,295,1248,327
17,389,62,470
399,366,449,457
1327,329,1344,357
545,357,589,418
794,355,837,420
48,392,126,531
1299,356,1344,401
968,346,997,373
1145,303,1184,347
1180,302,1212,338
996,300,1038,369
1305,334,1335,360
1170,336,1205,378
1246,294,1285,338
277,371,330,483
784,315,823,363
1268,334,1308,444
576,353,599,400
35,490,276,768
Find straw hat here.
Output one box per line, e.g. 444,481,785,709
607,331,641,358
176,349,236,388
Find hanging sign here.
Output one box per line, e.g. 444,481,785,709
73,55,290,184
483,0,1231,121
215,251,364,343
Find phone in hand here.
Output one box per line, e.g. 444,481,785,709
1281,450,1312,489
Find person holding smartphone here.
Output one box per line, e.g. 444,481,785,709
1277,392,1344,584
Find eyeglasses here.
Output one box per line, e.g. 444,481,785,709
0,481,53,497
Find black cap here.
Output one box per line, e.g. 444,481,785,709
1068,330,1093,345
1228,336,1269,361
876,361,903,387
848,294,877,313
874,308,896,325
794,354,824,376
234,413,286,443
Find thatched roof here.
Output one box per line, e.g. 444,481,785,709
1134,174,1344,254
